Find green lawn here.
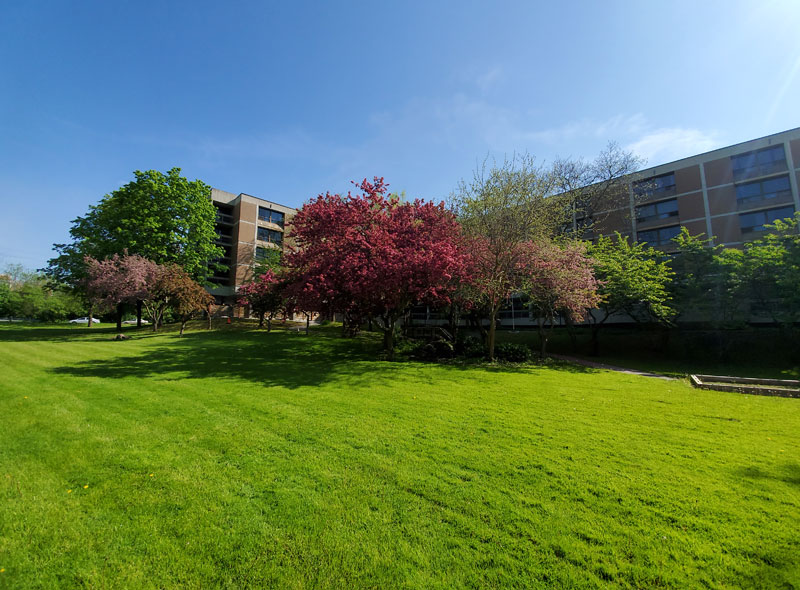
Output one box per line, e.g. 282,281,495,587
1,324,798,589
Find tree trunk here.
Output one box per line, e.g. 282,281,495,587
540,315,556,357
448,306,459,343
383,316,396,360
179,320,187,337
537,317,548,357
207,304,212,330
305,313,310,335
87,304,94,329
258,311,265,329
471,311,488,346
564,315,577,352
116,302,123,332
267,317,272,332
136,300,143,328
589,324,600,356
589,312,609,356
656,325,670,353
488,305,499,361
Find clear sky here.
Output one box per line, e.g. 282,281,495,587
2,0,799,269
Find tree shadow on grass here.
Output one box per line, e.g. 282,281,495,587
431,357,597,375
735,463,800,487
0,326,124,342
48,328,598,390
50,329,378,389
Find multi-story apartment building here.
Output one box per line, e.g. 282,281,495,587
577,126,800,249
410,127,800,329
208,188,297,304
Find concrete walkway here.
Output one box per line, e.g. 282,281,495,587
549,354,677,380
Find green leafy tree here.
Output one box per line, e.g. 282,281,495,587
0,265,82,321
46,168,224,291
669,228,747,326
0,278,16,318
741,212,800,325
589,233,676,355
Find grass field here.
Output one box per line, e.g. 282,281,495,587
1,323,798,589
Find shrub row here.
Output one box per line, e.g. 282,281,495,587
397,336,531,363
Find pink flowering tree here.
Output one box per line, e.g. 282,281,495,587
463,236,534,358
286,177,469,358
237,270,285,331
86,254,213,334
84,253,151,330
521,240,600,356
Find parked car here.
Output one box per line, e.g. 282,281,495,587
69,317,101,324
122,319,150,325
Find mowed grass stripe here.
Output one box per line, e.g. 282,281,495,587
0,325,798,588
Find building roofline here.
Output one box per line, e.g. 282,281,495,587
638,126,800,177
211,188,296,212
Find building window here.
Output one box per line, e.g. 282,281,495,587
739,205,795,234
258,207,285,227
257,226,283,245
498,295,530,319
735,175,792,207
636,198,679,223
731,145,786,180
633,172,676,198
637,224,681,246
560,215,593,236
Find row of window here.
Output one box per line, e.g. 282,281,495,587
635,205,796,245
257,227,283,245
636,198,678,223
632,144,788,205
636,173,793,223
739,205,795,234
258,207,285,227
731,144,787,180
636,225,682,246
633,172,676,198
735,174,792,207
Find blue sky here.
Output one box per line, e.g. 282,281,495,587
2,0,799,269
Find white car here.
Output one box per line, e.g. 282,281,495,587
69,317,101,324
122,319,150,325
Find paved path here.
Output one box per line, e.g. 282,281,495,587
549,354,677,380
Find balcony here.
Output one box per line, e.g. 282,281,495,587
214,228,233,245
215,212,234,225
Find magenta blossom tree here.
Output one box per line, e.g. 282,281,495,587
237,270,285,331
286,177,470,358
